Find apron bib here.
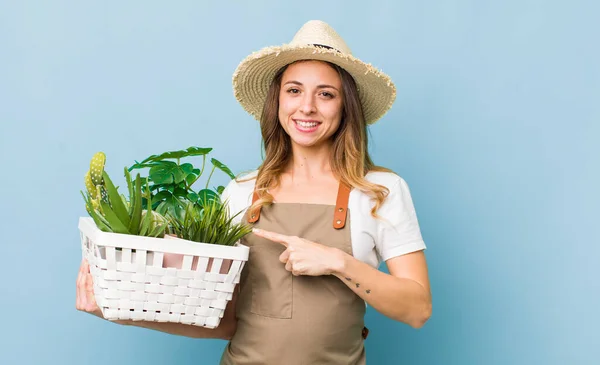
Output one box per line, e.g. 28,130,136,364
220,182,367,365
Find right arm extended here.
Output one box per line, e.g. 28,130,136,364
76,259,238,340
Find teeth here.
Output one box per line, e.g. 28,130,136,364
296,120,318,128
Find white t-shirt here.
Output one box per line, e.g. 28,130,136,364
221,170,427,268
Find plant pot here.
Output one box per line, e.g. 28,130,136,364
162,236,234,275
78,216,249,329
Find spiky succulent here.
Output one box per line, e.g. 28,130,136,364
168,197,251,246
81,152,168,238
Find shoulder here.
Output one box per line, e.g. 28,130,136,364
224,169,258,193
361,171,413,202
363,170,405,190
221,169,258,212
353,170,417,218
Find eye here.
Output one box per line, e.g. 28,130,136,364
287,88,300,94
320,91,335,99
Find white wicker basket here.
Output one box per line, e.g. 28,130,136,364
78,217,249,328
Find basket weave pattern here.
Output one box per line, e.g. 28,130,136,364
79,217,248,329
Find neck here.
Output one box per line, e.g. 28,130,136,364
285,142,334,181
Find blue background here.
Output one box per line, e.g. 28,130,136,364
1,1,598,364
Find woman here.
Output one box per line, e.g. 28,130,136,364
76,20,431,364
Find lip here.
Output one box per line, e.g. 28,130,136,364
293,118,321,133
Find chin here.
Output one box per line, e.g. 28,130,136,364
290,137,325,148
291,139,315,147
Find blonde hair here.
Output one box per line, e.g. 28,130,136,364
238,61,394,218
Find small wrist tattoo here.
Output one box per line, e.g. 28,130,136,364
366,289,371,294
355,283,360,288
345,277,352,281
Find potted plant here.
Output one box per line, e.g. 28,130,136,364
80,152,169,238
78,148,251,329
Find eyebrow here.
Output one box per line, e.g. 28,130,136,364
283,80,340,91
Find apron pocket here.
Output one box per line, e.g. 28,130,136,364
248,245,293,319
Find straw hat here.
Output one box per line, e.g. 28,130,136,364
232,20,397,125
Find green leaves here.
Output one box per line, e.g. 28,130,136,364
82,147,240,245
187,192,199,203
138,147,213,164
81,154,168,238
168,198,252,246
197,189,218,206
125,146,236,222
149,161,186,185
210,158,235,179
152,190,186,221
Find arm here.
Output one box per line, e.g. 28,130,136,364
250,228,431,329
331,249,431,328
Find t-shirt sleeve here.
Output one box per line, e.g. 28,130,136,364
375,177,427,262
220,179,242,225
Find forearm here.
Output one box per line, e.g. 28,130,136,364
331,251,431,328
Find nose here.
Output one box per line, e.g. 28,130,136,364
300,95,316,114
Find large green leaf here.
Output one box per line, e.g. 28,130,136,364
185,173,197,186
173,187,188,197
210,158,235,179
197,189,219,206
155,201,168,216
180,163,196,186
151,190,185,219
140,147,213,163
149,184,162,192
153,190,173,201
128,160,160,172
187,192,199,203
149,161,186,184
180,163,194,175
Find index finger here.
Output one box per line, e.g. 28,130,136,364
252,228,289,247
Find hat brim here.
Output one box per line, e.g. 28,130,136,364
232,44,396,125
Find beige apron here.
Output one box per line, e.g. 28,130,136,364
220,182,368,365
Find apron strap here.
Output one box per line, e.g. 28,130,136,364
333,182,351,229
248,181,351,229
248,190,261,223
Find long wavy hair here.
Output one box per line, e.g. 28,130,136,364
238,60,393,218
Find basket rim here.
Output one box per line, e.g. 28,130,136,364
79,217,249,260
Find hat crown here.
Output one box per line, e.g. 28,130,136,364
289,20,352,54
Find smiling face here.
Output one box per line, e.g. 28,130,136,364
278,60,344,149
